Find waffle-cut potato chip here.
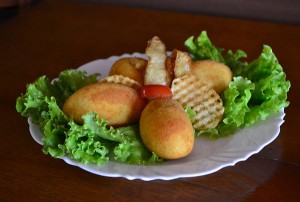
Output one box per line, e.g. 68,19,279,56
171,75,224,130
99,75,141,91
171,49,192,78
144,36,171,86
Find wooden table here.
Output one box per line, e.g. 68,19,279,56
1,0,299,201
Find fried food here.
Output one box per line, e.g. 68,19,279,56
171,75,224,130
63,82,146,127
109,57,147,85
171,49,192,78
191,60,232,94
99,75,141,91
165,56,175,82
140,98,194,159
144,36,171,86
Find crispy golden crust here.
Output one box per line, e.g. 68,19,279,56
63,82,146,127
191,60,232,94
140,98,194,159
109,57,147,85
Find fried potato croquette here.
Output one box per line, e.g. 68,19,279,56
140,98,194,159
191,60,232,94
63,82,146,127
109,57,147,85
171,75,224,130
144,36,171,86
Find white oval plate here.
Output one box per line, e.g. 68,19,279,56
28,53,285,181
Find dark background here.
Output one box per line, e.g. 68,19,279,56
77,0,300,24
1,0,300,24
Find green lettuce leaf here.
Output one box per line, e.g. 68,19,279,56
16,76,58,124
16,70,162,165
16,70,100,157
184,105,197,122
239,45,291,125
64,113,162,165
53,70,100,107
41,97,69,157
114,125,164,165
222,76,255,128
184,31,248,75
185,32,290,138
184,31,225,62
16,69,99,123
64,113,112,165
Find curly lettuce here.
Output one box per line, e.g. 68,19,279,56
184,31,248,75
185,31,290,138
16,69,162,165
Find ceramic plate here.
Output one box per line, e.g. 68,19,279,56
28,53,285,181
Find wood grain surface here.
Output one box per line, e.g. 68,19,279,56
1,0,299,201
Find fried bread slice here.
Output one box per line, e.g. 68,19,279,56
171,49,192,78
144,36,171,86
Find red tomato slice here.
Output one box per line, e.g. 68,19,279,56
140,85,173,99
